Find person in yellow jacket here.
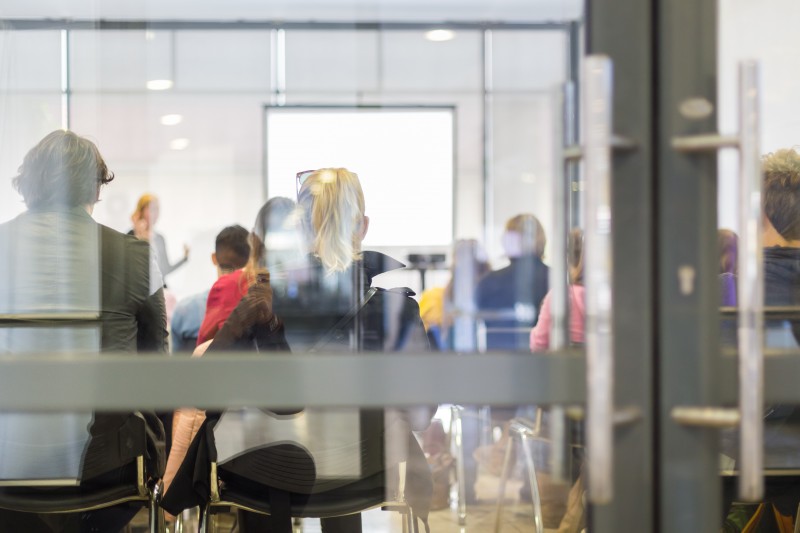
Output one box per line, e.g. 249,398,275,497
418,239,489,350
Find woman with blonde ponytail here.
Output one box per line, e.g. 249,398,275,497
163,168,434,533
297,168,369,273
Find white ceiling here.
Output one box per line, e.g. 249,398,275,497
0,0,582,24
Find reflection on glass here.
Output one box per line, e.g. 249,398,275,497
0,131,167,530
719,149,800,528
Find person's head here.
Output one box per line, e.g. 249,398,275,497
718,228,738,275
297,168,369,273
212,225,250,277
248,196,297,271
13,130,114,210
501,214,547,259
762,149,800,244
131,193,160,226
568,228,584,284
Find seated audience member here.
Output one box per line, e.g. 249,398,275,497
531,228,585,351
195,197,296,346
720,148,800,529
0,130,167,532
418,239,490,350
171,225,250,352
476,213,549,350
161,200,295,505
162,169,432,533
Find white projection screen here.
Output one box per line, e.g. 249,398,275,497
264,106,455,247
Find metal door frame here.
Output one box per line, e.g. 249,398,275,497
586,0,656,530
656,0,727,531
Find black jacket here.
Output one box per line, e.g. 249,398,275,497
0,207,167,482
162,251,433,529
720,246,800,479
475,254,550,350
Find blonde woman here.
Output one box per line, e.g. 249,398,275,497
163,169,433,533
130,193,190,283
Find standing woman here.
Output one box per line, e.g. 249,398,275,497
130,193,190,284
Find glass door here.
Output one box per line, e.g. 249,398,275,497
0,1,662,532
659,0,800,530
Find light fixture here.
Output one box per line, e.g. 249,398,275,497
160,114,183,126
169,138,190,150
424,29,456,42
147,79,173,91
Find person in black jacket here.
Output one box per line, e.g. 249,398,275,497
162,169,433,533
0,130,168,532
475,213,549,351
721,148,800,528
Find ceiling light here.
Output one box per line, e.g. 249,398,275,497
169,138,190,150
424,29,456,42
160,114,183,126
146,79,173,91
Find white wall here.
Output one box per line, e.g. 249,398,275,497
0,24,572,299
718,0,800,231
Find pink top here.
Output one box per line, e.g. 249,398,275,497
530,285,585,351
163,340,211,497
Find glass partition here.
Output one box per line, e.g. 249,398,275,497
0,6,589,532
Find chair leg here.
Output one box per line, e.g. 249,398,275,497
519,433,544,533
149,482,166,533
493,434,516,533
794,501,800,533
450,405,467,526
198,504,211,533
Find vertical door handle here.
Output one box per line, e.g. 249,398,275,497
671,60,764,501
546,83,573,484
737,60,764,501
583,55,616,505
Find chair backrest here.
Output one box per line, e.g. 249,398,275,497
213,407,386,495
0,212,103,484
476,308,536,352
0,313,99,485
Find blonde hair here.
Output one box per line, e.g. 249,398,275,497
504,214,547,259
132,193,157,220
298,168,366,273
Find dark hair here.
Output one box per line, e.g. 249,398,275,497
762,149,800,240
13,130,114,209
252,196,296,244
245,197,297,280
568,228,584,284
718,229,738,275
215,225,250,272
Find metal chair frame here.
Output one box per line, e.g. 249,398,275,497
0,455,166,533
195,461,416,533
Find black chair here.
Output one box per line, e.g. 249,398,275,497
0,313,166,532
0,412,166,533
190,407,419,533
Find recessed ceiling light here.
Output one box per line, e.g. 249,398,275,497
145,30,156,41
170,138,190,150
160,114,183,126
424,29,456,42
146,79,173,91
